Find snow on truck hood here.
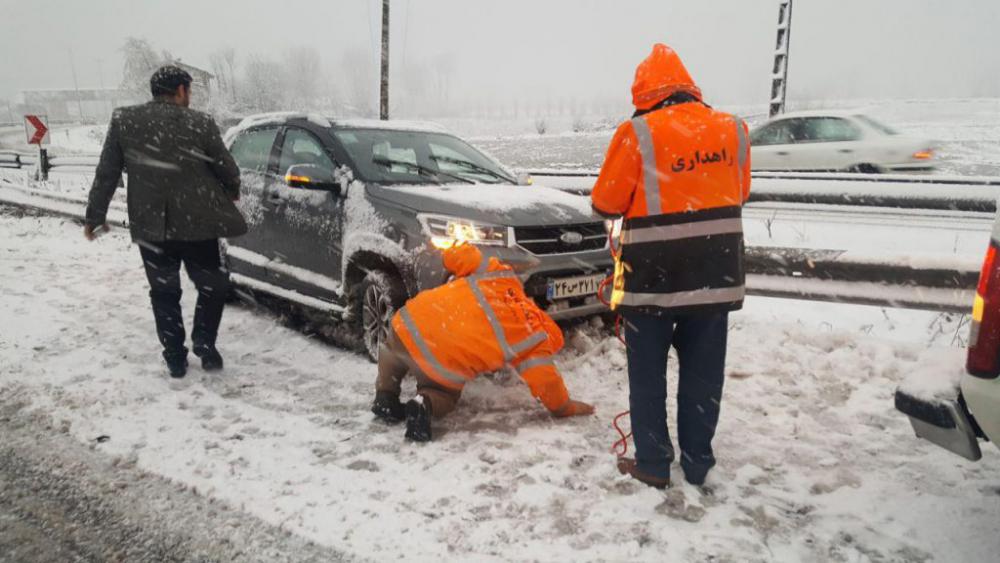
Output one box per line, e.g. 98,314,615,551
366,182,598,226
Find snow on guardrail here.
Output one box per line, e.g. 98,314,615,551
526,169,1000,212
0,176,977,314
4,149,999,212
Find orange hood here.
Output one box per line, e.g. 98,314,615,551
631,43,702,111
442,243,483,277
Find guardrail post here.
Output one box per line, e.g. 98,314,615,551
37,147,50,181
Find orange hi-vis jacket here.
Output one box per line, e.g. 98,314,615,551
390,243,573,414
592,43,752,315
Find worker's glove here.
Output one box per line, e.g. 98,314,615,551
553,400,595,418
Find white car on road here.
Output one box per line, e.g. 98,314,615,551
750,111,937,173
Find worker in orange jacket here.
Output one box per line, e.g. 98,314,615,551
370,242,594,441
592,44,751,488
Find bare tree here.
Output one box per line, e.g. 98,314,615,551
120,37,166,100
428,52,456,114
222,48,238,103
209,50,229,102
282,46,323,109
340,48,376,117
240,55,285,112
398,60,430,116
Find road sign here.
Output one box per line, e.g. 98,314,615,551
24,114,50,145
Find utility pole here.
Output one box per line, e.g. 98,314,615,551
67,48,85,121
769,0,794,117
380,0,390,120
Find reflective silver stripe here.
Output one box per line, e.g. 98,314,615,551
735,117,748,170
467,281,516,361
474,256,490,274
623,218,743,245
617,286,745,308
511,332,548,355
399,308,468,386
516,356,555,373
631,116,662,216
467,270,518,283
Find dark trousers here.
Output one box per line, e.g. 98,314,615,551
376,327,462,418
138,239,230,361
622,310,729,480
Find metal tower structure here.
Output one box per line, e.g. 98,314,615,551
769,0,794,117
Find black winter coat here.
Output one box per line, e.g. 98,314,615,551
85,100,247,241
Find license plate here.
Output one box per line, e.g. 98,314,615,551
546,273,605,300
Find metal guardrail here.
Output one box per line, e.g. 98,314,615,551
4,150,998,213
527,169,1000,213
0,152,23,169
0,154,989,313
0,176,979,314
528,168,1000,186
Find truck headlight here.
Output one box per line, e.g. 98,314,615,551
418,214,507,249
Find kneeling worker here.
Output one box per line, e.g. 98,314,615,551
371,242,594,441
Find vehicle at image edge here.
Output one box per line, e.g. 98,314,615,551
750,110,937,174
222,112,613,361
894,212,1000,461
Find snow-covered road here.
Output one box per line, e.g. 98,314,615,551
1,209,998,561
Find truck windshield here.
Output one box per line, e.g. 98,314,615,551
332,128,516,185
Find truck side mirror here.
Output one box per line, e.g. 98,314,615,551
284,164,341,195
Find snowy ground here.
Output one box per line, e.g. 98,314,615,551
1,209,998,561
0,123,106,155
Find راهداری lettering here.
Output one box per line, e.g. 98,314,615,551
670,147,735,173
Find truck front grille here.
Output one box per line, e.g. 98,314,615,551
513,222,606,255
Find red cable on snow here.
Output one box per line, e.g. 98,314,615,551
602,222,631,457
611,410,632,458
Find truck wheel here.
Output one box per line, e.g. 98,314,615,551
355,270,407,363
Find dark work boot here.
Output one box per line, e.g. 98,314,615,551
165,353,189,379
404,397,433,442
194,346,224,372
617,457,670,489
681,462,713,487
371,391,406,423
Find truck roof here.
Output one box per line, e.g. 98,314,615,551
229,112,449,136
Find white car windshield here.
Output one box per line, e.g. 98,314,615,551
855,115,899,135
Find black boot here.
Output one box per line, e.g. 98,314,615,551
165,353,188,379
404,398,432,442
681,460,714,486
371,391,405,423
194,346,224,372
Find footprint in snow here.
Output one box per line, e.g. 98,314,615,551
655,488,706,522
346,459,380,472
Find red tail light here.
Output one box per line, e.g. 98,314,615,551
977,245,996,295
967,242,1000,377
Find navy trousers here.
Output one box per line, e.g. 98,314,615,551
622,310,729,481
138,239,230,362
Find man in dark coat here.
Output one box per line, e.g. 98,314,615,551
85,65,248,378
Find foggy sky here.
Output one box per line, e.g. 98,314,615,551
1,0,998,113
